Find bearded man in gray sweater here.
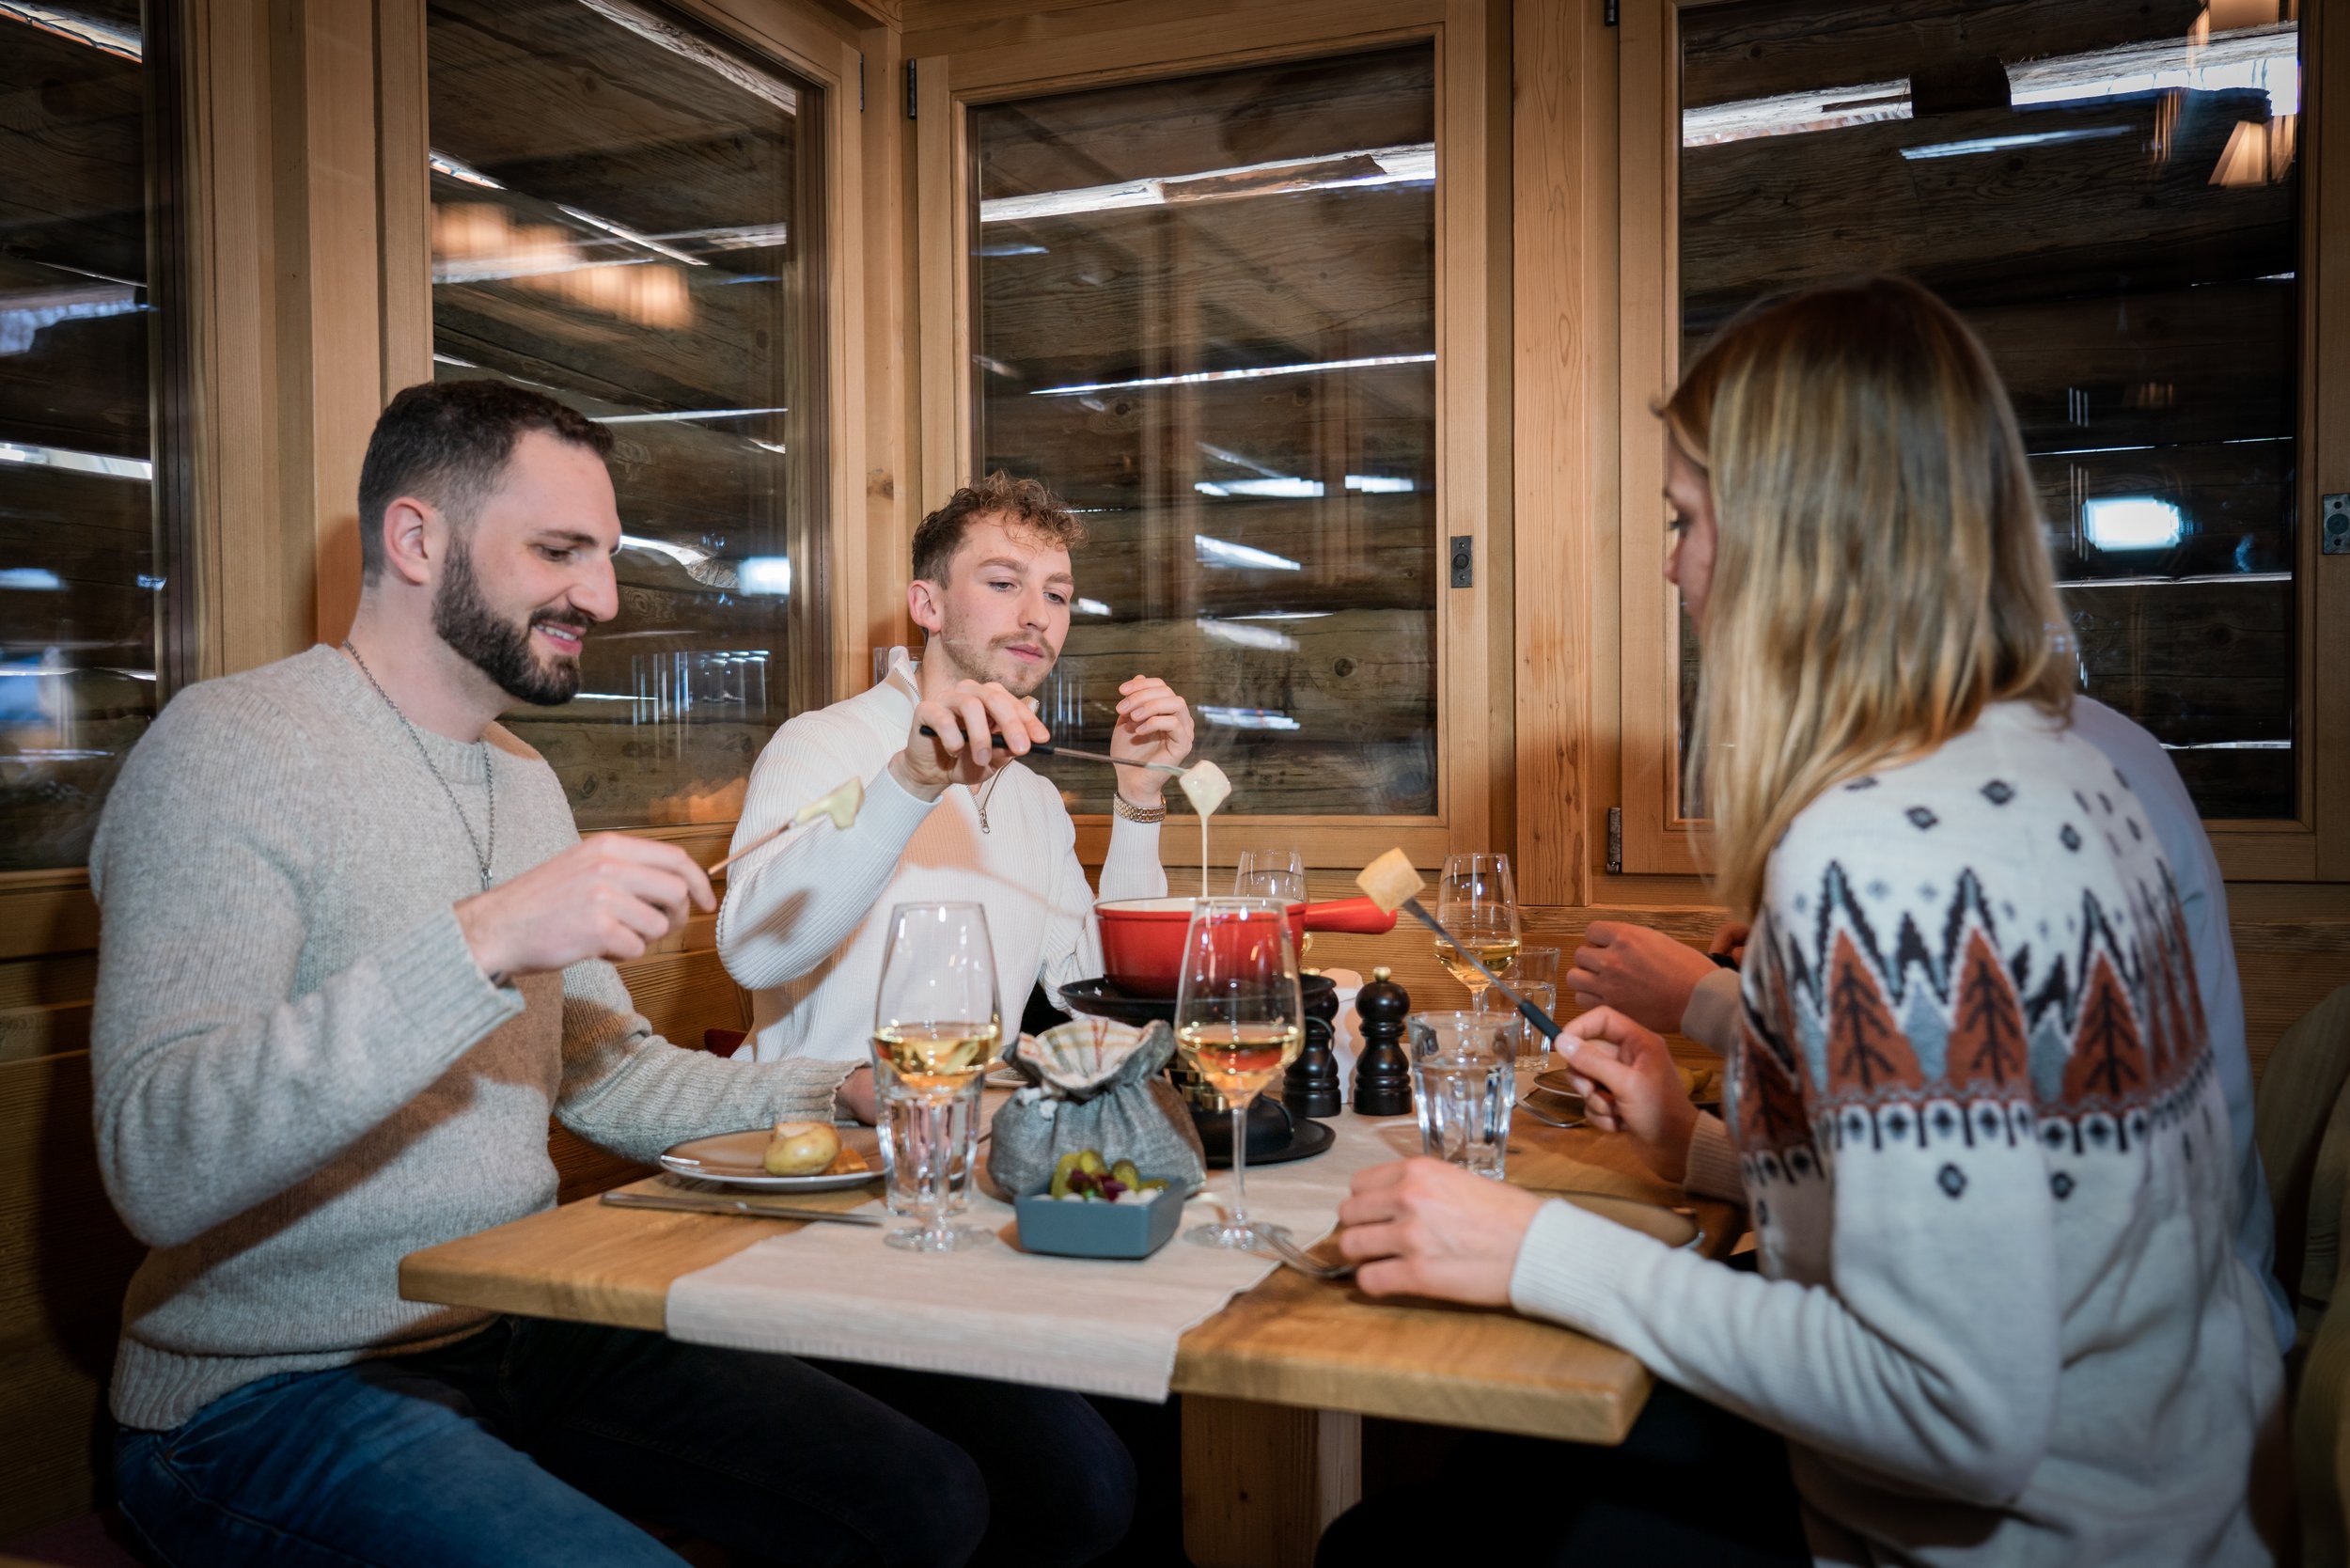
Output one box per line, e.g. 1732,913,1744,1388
90,380,1134,1568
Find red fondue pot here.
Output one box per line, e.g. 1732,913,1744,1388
1093,896,1396,996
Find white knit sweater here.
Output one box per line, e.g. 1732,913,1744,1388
715,651,1168,1060
1512,701,2283,1566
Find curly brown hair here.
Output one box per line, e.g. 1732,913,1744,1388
911,471,1087,584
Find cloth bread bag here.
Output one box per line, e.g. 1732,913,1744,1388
987,1019,1208,1199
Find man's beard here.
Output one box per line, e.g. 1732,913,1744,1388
432,536,582,707
932,626,1056,698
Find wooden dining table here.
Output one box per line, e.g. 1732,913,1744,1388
401,1109,1744,1568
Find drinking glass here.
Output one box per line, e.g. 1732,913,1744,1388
1233,847,1309,957
1479,945,1559,1090
877,1076,982,1220
1407,1011,1514,1180
870,902,1001,1252
1434,854,1520,1007
1173,898,1305,1250
1231,847,1307,905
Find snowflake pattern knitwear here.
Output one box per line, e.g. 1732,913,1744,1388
1507,702,2283,1567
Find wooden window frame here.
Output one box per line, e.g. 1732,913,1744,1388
1613,0,2350,883
380,0,888,869
906,0,1512,873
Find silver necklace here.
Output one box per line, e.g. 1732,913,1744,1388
342,641,497,891
974,766,1007,835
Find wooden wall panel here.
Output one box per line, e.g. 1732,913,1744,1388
1509,0,1606,905
274,0,387,651
2315,0,2350,877
0,1053,143,1541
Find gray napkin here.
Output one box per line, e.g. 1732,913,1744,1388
987,1020,1208,1199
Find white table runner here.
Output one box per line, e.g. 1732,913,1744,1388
664,1114,1418,1400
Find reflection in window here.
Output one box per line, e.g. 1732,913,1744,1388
427,0,827,831
1677,0,2300,821
970,47,1438,818
0,2,162,870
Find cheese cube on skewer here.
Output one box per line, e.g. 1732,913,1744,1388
1356,848,1425,915
794,776,864,832
1178,758,1231,818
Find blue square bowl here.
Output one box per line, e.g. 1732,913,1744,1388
1013,1181,1185,1259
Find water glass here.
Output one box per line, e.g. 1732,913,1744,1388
1407,1011,1513,1181
1482,980,1559,1092
877,1074,982,1219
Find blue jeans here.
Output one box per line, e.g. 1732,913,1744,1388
115,1316,1135,1568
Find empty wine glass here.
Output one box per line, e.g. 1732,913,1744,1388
870,902,1001,1252
1232,847,1308,957
1434,854,1520,1008
1172,898,1303,1251
1232,846,1307,905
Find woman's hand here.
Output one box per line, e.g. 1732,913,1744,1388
1335,1157,1547,1305
1565,921,1718,1035
1556,1008,1700,1184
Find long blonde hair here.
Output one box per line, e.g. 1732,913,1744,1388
1664,275,2074,917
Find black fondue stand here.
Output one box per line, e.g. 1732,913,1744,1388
1058,967,1417,1167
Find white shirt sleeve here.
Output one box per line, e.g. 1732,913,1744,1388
714,729,938,993
1037,815,1167,1007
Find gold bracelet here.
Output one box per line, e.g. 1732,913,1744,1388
1112,795,1167,823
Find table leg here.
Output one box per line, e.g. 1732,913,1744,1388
1180,1396,1362,1568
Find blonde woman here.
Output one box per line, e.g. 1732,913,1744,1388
1324,277,2283,1567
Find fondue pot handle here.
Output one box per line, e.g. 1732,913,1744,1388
1295,896,1398,935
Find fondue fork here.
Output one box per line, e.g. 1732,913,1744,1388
710,776,864,876
1356,849,1562,1044
916,727,1186,777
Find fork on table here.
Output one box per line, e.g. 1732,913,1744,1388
1256,1228,1356,1281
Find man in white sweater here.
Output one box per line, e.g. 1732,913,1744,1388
717,472,1194,1060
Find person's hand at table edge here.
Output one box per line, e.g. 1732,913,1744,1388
1556,1007,1700,1184
1566,920,1719,1035
1335,1157,1547,1306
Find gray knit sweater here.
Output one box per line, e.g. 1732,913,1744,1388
89,645,854,1431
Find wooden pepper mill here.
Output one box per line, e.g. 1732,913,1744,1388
1351,965,1414,1116
1283,969,1343,1120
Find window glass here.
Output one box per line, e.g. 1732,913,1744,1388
0,1,163,870
1678,0,2300,820
969,46,1438,817
428,0,827,830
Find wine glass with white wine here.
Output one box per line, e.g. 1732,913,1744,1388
1434,854,1520,1009
1173,898,1304,1251
870,902,1001,1252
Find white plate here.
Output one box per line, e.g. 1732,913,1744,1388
659,1126,885,1191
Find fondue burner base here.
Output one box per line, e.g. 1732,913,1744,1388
1198,1103,1335,1168
1058,974,1340,1027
